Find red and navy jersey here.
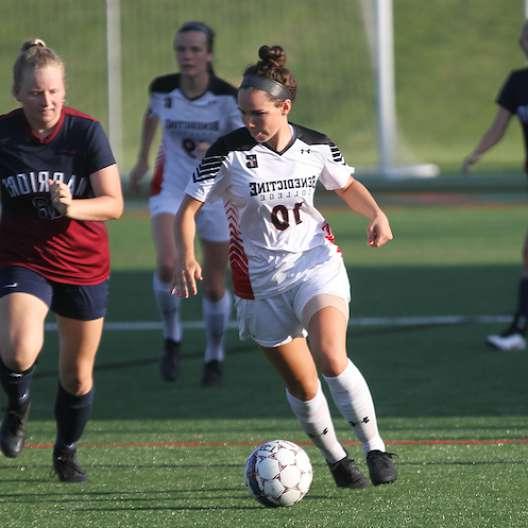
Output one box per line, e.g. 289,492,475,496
0,107,116,284
496,68,528,170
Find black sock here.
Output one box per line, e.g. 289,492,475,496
0,359,33,410
54,384,94,450
510,277,528,333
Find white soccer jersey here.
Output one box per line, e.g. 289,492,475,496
148,73,243,196
185,123,355,299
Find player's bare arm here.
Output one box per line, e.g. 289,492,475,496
173,195,204,297
128,111,159,193
49,164,123,221
334,178,393,247
462,107,512,173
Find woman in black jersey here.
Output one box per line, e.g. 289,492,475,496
463,21,528,352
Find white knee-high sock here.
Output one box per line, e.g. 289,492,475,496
202,291,231,362
286,383,347,464
153,272,182,342
323,359,385,454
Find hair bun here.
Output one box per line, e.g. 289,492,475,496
20,38,46,52
258,45,286,68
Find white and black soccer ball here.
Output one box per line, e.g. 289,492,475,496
244,439,313,507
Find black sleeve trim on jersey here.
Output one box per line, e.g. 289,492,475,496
149,73,181,94
210,127,256,154
193,155,226,182
208,76,238,97
292,122,346,164
192,128,256,182
223,127,256,151
330,144,345,163
291,122,332,145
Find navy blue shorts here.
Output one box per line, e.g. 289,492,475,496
0,266,108,320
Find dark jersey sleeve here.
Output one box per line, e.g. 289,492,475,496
496,72,517,114
85,121,116,175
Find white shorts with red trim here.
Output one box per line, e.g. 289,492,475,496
234,253,350,347
149,190,229,243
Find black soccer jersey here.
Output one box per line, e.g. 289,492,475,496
496,67,528,169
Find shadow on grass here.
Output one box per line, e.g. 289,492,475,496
19,264,528,422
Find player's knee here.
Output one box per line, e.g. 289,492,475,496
318,354,349,378
0,336,41,371
286,379,319,401
203,286,225,302
0,354,34,373
157,263,175,283
60,373,93,396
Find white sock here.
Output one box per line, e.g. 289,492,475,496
323,359,385,454
202,291,231,362
286,383,347,464
153,273,182,342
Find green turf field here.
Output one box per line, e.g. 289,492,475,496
1,192,527,527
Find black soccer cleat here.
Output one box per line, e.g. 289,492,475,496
0,399,31,458
366,450,397,485
201,359,223,387
53,446,87,483
328,455,369,489
160,339,181,382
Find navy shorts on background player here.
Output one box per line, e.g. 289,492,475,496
0,266,108,320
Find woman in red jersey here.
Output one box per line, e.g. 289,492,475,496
0,39,123,482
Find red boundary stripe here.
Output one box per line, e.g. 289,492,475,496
25,437,528,450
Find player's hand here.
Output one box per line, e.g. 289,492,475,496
461,153,478,174
128,160,149,194
367,212,393,248
171,258,203,298
49,180,72,216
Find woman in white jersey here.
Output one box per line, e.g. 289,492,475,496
129,22,242,386
173,45,397,488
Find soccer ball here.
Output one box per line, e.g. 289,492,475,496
244,439,313,507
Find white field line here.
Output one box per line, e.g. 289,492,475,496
43,315,511,332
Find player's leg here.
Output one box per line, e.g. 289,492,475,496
51,280,107,482
261,338,368,489
0,267,51,458
297,257,396,485
486,230,528,351
54,315,102,482
197,202,231,386
151,209,182,381
306,304,396,486
237,290,368,489
200,239,230,386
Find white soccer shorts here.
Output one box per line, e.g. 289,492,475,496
235,253,351,347
149,190,229,242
